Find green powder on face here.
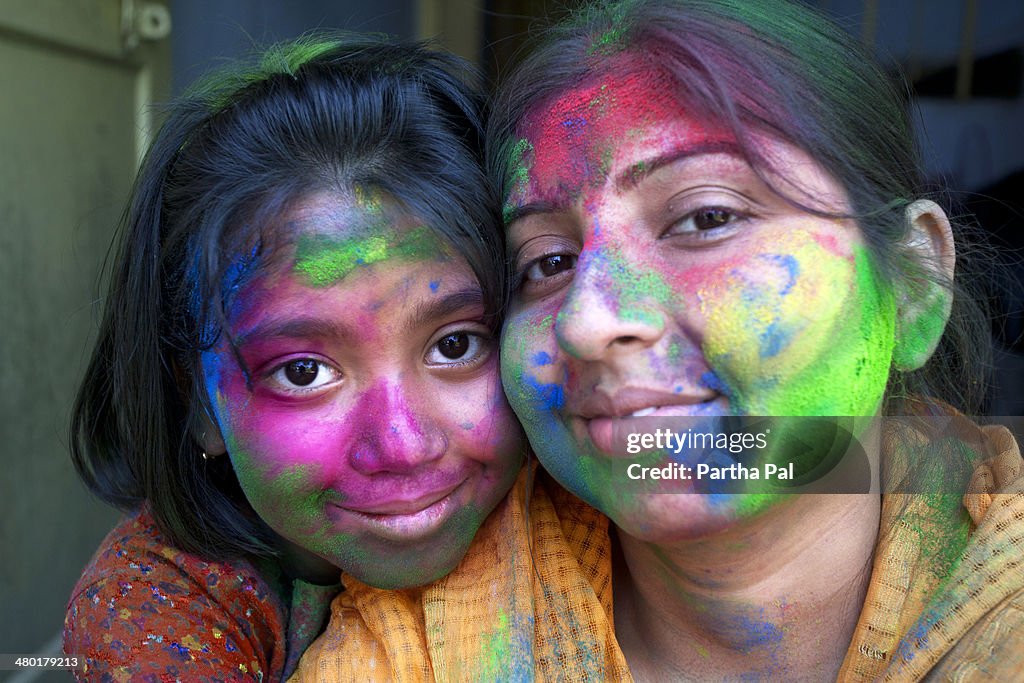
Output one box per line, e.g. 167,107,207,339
703,242,895,417
504,138,535,225
293,226,441,287
894,291,950,369
766,247,894,415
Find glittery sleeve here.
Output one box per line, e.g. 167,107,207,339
64,508,289,682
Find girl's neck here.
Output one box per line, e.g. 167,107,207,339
613,491,880,681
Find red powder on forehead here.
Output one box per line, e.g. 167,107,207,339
519,59,728,203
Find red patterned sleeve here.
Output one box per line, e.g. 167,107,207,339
64,509,289,682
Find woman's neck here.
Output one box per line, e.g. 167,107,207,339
613,491,880,681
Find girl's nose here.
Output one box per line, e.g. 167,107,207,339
554,245,666,362
347,382,447,475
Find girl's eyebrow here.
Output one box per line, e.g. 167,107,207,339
236,318,351,347
405,287,484,332
234,288,484,347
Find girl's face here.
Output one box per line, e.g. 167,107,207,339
501,69,897,541
202,191,524,588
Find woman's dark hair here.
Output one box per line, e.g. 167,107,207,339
488,0,991,415
71,35,502,561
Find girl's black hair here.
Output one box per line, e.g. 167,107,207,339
71,35,502,561
488,0,992,415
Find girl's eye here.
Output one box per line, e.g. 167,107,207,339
268,358,341,393
425,332,489,366
524,253,577,281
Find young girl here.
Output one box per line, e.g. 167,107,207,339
63,36,525,681
490,0,1024,680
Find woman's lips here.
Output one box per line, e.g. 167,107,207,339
584,400,726,456
333,480,466,542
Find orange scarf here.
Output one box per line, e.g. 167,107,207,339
291,465,631,682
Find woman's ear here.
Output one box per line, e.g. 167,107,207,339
892,199,956,371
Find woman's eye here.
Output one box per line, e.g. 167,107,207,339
426,332,489,366
524,253,577,281
666,206,745,238
269,359,340,393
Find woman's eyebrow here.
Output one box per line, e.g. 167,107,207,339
406,287,484,332
615,140,744,191
505,200,559,225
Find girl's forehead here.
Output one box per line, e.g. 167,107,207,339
267,190,455,286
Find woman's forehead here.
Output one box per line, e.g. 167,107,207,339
509,72,850,219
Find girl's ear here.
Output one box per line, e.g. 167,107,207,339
200,409,227,456
174,358,229,456
892,199,956,371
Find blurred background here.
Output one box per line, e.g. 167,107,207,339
1,1,1021,680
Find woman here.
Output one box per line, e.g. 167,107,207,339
491,0,1024,679
64,36,525,681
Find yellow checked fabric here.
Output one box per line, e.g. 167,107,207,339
840,419,1024,681
290,465,632,682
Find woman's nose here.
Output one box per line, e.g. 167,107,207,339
554,245,666,362
347,382,447,475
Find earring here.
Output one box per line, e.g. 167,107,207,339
201,451,209,461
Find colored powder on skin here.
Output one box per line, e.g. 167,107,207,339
701,237,894,417
518,64,721,208
533,351,553,366
524,374,565,411
894,291,950,368
292,226,440,288
504,138,535,224
558,244,672,339
429,279,440,292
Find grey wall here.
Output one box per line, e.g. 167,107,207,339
172,0,416,95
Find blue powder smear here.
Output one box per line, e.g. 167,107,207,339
761,253,800,295
525,375,564,410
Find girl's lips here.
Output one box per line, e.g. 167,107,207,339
332,480,466,542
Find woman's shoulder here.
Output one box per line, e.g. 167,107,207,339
64,506,289,682
871,422,1024,678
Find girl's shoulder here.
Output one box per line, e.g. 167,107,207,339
64,507,289,682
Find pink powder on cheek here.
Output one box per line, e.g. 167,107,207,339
811,231,856,261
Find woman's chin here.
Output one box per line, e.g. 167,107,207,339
606,492,755,545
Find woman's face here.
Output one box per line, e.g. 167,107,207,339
501,69,897,541
202,191,524,588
